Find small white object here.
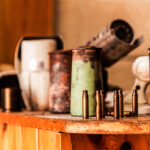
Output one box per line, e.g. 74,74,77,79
15,38,59,111
132,56,149,82
125,56,150,104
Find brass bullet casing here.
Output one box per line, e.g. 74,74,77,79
96,90,102,120
82,90,89,119
100,90,105,118
108,111,132,117
113,90,119,119
124,111,132,117
132,89,138,117
118,90,124,118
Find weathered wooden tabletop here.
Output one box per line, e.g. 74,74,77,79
0,112,150,134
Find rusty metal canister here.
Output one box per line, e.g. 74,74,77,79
71,46,102,116
84,19,143,67
49,50,72,113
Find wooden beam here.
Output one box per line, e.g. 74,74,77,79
0,0,54,64
0,112,150,134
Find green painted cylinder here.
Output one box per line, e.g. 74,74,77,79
71,46,102,116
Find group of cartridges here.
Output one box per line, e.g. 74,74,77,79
82,89,138,120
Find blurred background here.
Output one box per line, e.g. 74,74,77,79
0,0,149,90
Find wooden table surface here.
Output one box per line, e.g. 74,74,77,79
0,111,150,134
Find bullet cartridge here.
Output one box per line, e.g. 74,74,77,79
132,89,138,117
82,90,89,119
100,90,105,118
108,111,132,117
113,90,119,119
118,90,124,118
96,90,102,120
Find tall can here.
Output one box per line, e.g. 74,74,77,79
71,46,102,116
49,50,72,113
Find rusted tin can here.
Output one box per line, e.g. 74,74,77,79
71,46,102,116
49,50,72,113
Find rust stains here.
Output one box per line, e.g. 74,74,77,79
72,46,101,63
49,51,72,113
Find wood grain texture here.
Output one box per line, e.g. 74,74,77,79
0,123,150,150
61,133,72,150
0,0,54,64
22,127,38,150
0,124,22,150
0,124,5,150
0,112,150,134
70,134,150,150
3,124,16,150
38,129,61,150
15,126,22,150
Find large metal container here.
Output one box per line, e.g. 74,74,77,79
71,46,102,116
49,50,72,113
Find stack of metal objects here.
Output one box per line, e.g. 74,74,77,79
82,89,138,120
0,19,145,118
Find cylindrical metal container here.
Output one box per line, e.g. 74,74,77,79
49,50,72,113
71,46,102,116
1,87,22,112
84,19,143,67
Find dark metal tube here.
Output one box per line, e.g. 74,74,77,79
118,90,124,118
100,90,105,118
82,90,88,119
49,51,72,113
84,19,143,67
1,87,22,112
113,90,119,119
132,89,138,117
96,90,102,120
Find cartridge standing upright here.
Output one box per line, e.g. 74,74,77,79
96,90,102,120
114,90,119,119
71,46,102,116
100,90,105,118
132,89,138,116
82,90,89,119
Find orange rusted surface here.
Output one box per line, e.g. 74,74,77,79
0,112,150,134
49,51,72,113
